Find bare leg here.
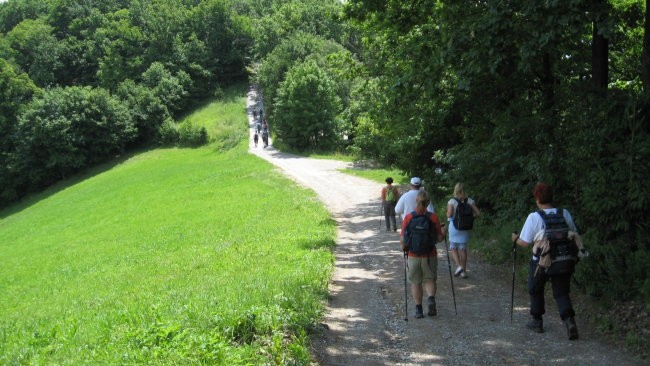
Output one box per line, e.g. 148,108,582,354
451,248,461,268
411,284,423,305
423,279,436,297
459,249,467,271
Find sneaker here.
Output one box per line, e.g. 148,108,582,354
526,317,544,333
565,317,579,340
460,271,468,279
414,305,424,319
427,296,437,316
454,267,463,277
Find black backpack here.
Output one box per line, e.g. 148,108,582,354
405,211,436,255
537,208,579,276
453,198,474,230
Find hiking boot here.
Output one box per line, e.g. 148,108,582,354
427,296,437,316
414,305,424,319
526,317,544,333
565,317,579,340
454,267,463,277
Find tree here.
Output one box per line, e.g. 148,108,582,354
273,60,340,150
0,58,40,204
4,18,64,86
14,86,136,189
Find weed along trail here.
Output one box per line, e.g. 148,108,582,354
244,87,643,366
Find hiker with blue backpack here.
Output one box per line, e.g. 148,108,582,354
381,177,400,232
446,183,481,279
400,190,444,319
511,182,583,340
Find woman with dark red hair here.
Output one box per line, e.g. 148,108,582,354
511,183,580,340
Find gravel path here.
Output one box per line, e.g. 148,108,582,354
245,87,644,366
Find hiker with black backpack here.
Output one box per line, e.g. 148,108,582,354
381,177,400,232
446,183,480,279
400,190,444,319
511,182,581,340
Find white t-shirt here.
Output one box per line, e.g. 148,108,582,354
519,208,578,259
395,189,435,220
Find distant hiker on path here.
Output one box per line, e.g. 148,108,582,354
400,190,444,318
446,182,480,278
262,128,269,148
253,132,259,147
511,182,580,340
381,177,400,232
395,177,434,220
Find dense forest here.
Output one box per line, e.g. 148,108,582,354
1,0,648,309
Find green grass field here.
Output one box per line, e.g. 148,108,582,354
0,85,335,365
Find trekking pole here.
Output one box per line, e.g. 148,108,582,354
511,231,518,323
443,226,458,316
404,250,409,321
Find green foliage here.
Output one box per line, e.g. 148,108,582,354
14,86,136,190
0,57,41,205
252,0,347,58
3,17,64,86
177,120,208,147
344,0,650,306
273,60,341,151
257,32,347,118
155,118,180,146
116,79,171,146
141,62,192,115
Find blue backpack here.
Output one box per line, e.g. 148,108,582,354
405,211,436,255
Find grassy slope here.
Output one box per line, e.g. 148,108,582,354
0,87,335,364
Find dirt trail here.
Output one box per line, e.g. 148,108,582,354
245,87,643,366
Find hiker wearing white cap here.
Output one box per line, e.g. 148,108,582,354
395,177,435,221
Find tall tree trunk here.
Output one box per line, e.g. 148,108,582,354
642,0,650,90
592,20,609,90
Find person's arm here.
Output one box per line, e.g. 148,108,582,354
512,213,535,248
511,233,530,248
380,187,386,202
469,198,481,217
446,202,454,220
401,215,411,251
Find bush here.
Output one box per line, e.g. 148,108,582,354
156,118,180,146
14,86,135,189
178,120,208,147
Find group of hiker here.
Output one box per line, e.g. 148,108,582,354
252,107,269,148
382,178,584,341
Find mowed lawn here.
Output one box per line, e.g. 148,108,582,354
0,91,336,364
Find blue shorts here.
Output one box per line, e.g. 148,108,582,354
449,241,467,250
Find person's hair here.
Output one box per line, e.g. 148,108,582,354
415,190,430,210
385,177,393,184
532,182,553,204
453,182,466,199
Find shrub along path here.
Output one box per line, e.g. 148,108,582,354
245,88,643,366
